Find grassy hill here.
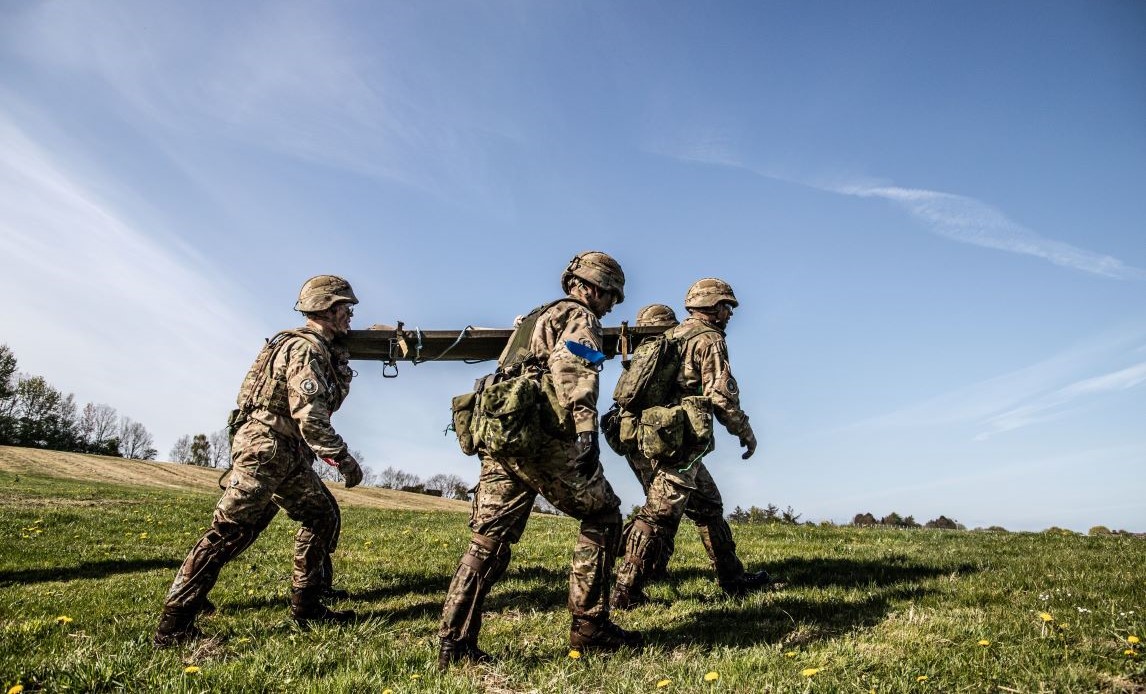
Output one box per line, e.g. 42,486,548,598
0,446,1143,692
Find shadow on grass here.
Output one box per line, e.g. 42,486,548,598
645,555,979,649
0,557,181,585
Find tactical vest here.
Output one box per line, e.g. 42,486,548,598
612,321,717,413
234,329,347,418
494,297,592,376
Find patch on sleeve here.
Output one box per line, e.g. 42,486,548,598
300,378,319,395
725,376,739,395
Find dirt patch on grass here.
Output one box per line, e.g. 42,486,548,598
0,445,468,513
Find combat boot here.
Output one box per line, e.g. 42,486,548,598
721,570,778,597
570,616,644,652
323,586,350,601
152,608,201,648
437,637,494,670
290,586,356,627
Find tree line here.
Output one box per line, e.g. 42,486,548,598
0,344,157,459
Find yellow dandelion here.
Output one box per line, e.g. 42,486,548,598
383,690,393,694
1129,635,1140,644
9,685,25,694
977,639,990,646
55,615,73,625
657,679,672,688
247,589,255,595
139,532,149,539
916,675,928,682
1125,649,1136,657
801,668,819,677
1038,612,1053,622
704,671,720,682
183,666,201,674
568,649,582,659
784,650,797,657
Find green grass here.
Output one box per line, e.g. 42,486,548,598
1,470,1143,693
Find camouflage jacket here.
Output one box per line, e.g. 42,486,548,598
245,328,353,461
528,298,603,434
670,317,752,441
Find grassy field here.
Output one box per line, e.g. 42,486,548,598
0,451,1143,692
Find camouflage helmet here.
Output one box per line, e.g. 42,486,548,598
635,303,678,327
561,251,626,303
294,275,359,313
684,278,738,310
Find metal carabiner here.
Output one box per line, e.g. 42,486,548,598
382,362,399,378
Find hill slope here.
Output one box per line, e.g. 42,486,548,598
0,445,469,513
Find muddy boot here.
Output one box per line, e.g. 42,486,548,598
153,607,202,648
291,586,356,628
570,616,643,652
722,570,778,597
437,637,494,670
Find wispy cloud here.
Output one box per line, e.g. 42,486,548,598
844,325,1146,439
977,361,1146,439
654,141,1144,280
5,1,507,207
0,115,262,450
827,183,1144,280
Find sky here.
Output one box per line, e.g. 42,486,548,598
1,0,1143,533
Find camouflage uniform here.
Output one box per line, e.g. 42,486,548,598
159,328,356,628
614,285,768,608
439,251,638,665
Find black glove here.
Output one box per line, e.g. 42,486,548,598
338,453,364,488
574,431,600,476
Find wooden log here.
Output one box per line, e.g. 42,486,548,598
344,323,668,363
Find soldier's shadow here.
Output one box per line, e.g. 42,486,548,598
644,555,979,649
0,557,181,586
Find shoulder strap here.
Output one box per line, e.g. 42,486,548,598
496,298,592,373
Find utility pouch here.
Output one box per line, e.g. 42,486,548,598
226,408,246,449
538,372,574,439
450,391,480,456
475,375,544,457
601,405,627,456
680,395,714,448
638,405,687,461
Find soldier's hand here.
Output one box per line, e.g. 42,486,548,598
339,453,364,488
574,431,601,475
739,429,757,460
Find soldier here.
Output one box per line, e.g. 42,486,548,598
611,279,774,610
438,251,641,668
153,275,365,647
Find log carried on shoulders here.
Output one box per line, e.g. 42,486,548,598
344,322,668,366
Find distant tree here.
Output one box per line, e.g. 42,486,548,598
208,429,231,468
984,526,1008,533
119,417,157,460
880,512,904,527
1088,526,1113,536
781,505,802,525
78,403,121,455
925,515,959,530
9,375,81,450
185,433,209,467
170,435,193,464
853,512,877,527
378,466,420,490
728,506,748,523
0,346,18,442
425,473,470,500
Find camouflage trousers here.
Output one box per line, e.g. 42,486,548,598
162,420,340,612
439,436,622,642
617,453,745,591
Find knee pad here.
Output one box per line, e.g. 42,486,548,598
461,533,511,582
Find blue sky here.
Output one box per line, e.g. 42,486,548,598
1,1,1143,532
